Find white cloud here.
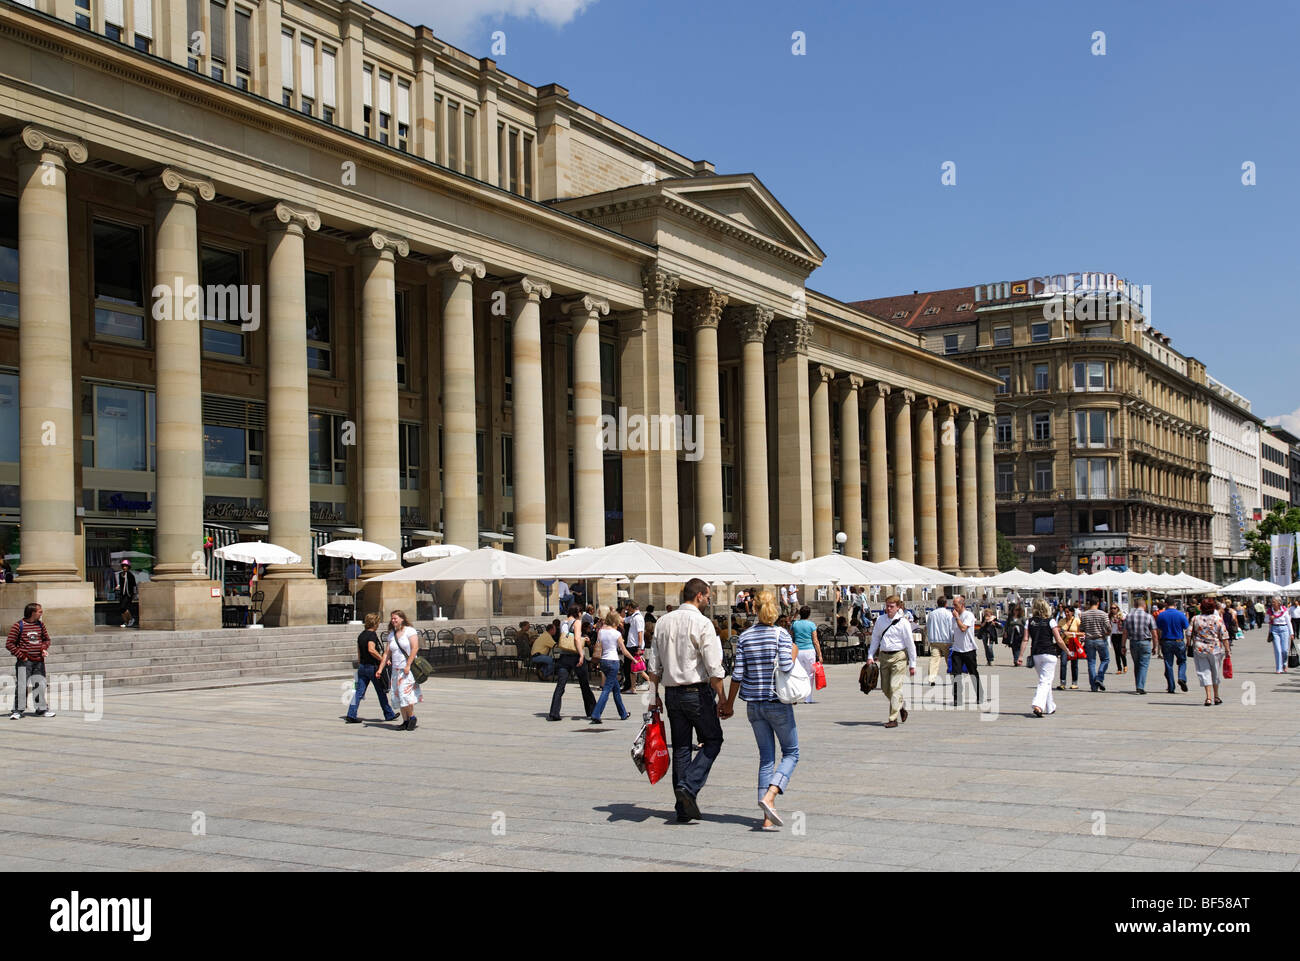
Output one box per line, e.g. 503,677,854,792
1265,408,1300,436
387,0,598,48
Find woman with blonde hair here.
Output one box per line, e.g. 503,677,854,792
375,609,422,731
590,609,632,724
1020,598,1066,718
1267,595,1292,674
723,591,799,829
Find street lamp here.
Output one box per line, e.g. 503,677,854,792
835,531,847,554
702,522,715,555
1026,543,1036,571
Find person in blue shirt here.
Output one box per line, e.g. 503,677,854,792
789,607,823,704
1154,599,1190,693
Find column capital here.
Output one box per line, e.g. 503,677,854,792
727,304,774,344
815,364,836,384
139,166,215,204
771,316,812,361
676,287,729,330
503,275,553,303
430,253,486,280
253,201,321,235
641,264,679,311
941,401,960,420
870,381,892,400
563,294,610,319
9,124,88,166
921,395,941,412
962,408,981,425
840,373,865,392
893,389,917,408
347,230,411,258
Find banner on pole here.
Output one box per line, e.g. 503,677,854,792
1269,532,1295,586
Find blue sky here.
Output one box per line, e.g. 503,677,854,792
396,0,1299,424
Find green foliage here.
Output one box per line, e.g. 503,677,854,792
1244,504,1300,576
996,531,1019,573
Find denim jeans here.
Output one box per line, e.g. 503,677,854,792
747,700,799,800
664,684,725,807
1059,652,1079,684
531,653,556,679
592,659,628,720
548,653,595,719
1084,637,1110,689
1270,625,1290,672
1129,639,1152,690
347,663,396,720
1161,640,1187,691
13,659,46,713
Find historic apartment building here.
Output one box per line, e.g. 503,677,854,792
1260,428,1291,513
854,276,1215,579
1266,425,1300,508
1205,375,1262,583
0,0,998,631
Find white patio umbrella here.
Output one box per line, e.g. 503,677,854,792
1220,577,1283,596
542,540,710,586
368,547,553,636
317,539,399,624
694,552,806,626
402,543,471,562
873,558,961,588
212,541,302,627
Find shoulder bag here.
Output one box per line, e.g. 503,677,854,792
773,650,812,704
557,618,579,653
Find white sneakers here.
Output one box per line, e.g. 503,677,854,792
8,712,19,720
9,710,55,719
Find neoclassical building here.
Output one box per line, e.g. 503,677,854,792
0,0,997,632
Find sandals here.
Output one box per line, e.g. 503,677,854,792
758,798,783,827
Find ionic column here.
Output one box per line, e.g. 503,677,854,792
892,390,916,563
959,409,979,575
566,295,610,549
729,304,773,558
254,201,325,625
352,231,409,572
678,288,728,554
256,202,320,572
642,267,680,550
916,397,939,568
867,382,891,562
978,411,997,574
434,254,485,549
938,402,960,574
811,365,835,558
2,128,94,632
506,276,552,559
839,375,864,559
773,317,814,562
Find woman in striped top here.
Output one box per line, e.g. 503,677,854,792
723,591,800,830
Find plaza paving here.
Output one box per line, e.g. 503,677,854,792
1,631,1298,872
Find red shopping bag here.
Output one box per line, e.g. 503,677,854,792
1223,654,1233,679
1067,636,1086,661
642,708,670,785
813,661,827,690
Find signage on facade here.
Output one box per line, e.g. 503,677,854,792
1072,535,1127,552
103,493,153,512
973,272,1147,315
204,502,345,524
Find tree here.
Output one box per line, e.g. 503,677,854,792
996,531,1019,573
1244,504,1300,577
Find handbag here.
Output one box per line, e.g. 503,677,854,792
1289,644,1300,670
774,654,812,704
813,661,827,691
557,618,578,653
1222,654,1233,680
858,659,879,694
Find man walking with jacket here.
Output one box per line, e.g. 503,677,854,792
7,603,56,719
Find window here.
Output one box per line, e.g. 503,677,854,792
674,359,688,412
1033,412,1051,441
722,464,735,513
996,512,1016,536
0,194,17,325
394,290,409,386
503,320,513,404
993,325,1011,347
203,425,259,477
1083,323,1109,339
943,333,959,355
320,47,336,123
522,134,533,198
305,270,331,372
208,0,226,81
996,462,1014,493
0,373,17,462
1074,458,1111,499
307,412,347,484
995,366,1011,395
497,123,506,187
462,107,475,174
1031,321,1050,343
234,7,250,89
1074,410,1109,448
88,384,155,471
362,66,373,137
200,246,246,358
377,72,392,145
1033,513,1055,535
1034,459,1053,493
508,128,518,194
501,434,513,497
398,423,420,490
76,0,92,30
397,80,411,151
186,0,199,68
995,415,1011,443
298,36,315,116
281,29,294,106
104,0,122,39
1073,361,1107,391
1033,363,1049,391
93,221,146,342
476,431,484,496
446,99,459,165
133,0,153,51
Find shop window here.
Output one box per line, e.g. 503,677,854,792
93,221,146,342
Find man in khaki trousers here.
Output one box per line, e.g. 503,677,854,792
868,595,918,728
925,596,954,686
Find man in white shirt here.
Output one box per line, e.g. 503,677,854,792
647,578,726,823
621,601,645,693
925,598,955,687
786,585,799,617
949,595,981,706
868,595,918,728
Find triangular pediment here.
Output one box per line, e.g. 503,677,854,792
664,174,825,265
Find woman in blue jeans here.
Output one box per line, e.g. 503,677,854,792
1267,596,1292,673
723,591,800,830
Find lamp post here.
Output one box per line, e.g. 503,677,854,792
835,530,847,555
1026,543,1036,571
702,522,715,556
